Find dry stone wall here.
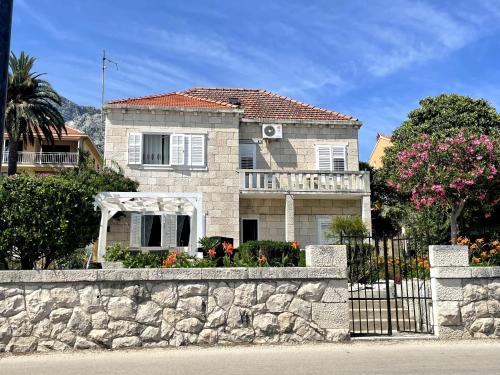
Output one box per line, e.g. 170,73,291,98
0,246,349,353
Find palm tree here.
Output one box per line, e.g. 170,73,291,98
5,52,65,175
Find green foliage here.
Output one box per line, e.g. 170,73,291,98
379,94,500,242
54,248,89,270
238,240,300,267
6,52,65,175
122,251,166,268
104,243,129,262
327,216,368,240
198,236,220,252
0,163,137,269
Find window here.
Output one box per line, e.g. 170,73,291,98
143,134,169,165
130,213,191,248
239,143,256,169
128,133,206,167
315,145,346,172
317,217,332,245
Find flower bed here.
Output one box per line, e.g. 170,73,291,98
457,237,500,266
104,239,305,269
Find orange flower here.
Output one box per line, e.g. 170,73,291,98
291,240,300,250
489,249,496,256
480,251,488,259
208,248,217,258
162,253,177,268
472,257,481,264
222,241,234,255
476,238,484,244
470,243,478,250
258,255,267,265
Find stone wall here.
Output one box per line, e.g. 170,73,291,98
0,246,349,353
429,245,500,339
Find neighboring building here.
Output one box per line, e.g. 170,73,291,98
369,133,392,169
1,124,102,174
98,88,371,256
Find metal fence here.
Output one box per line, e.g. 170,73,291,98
341,236,433,336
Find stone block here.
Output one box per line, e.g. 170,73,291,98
431,278,463,301
311,302,348,329
307,267,346,279
322,280,348,302
201,268,249,280
305,245,347,268
429,245,468,267
430,267,471,279
436,301,461,326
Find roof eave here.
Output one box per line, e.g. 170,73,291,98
104,103,244,114
240,117,362,127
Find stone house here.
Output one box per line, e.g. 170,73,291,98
99,88,370,256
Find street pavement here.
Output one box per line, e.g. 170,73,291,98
1,340,499,375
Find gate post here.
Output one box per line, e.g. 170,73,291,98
382,237,393,336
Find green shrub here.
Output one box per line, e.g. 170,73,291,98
327,216,368,241
104,243,129,262
238,240,300,267
122,251,167,268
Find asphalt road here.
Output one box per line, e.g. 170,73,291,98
1,340,500,375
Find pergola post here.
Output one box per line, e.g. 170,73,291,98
97,208,109,261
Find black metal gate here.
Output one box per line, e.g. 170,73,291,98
341,236,433,336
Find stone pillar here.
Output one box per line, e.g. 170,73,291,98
285,194,294,242
429,245,469,339
305,245,349,340
361,195,372,236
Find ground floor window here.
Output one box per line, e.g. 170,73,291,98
131,213,191,248
317,217,332,245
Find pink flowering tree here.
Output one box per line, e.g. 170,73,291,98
387,130,499,244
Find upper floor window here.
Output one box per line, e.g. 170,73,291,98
315,144,346,172
128,133,206,167
239,142,256,169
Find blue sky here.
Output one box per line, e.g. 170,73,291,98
10,0,500,160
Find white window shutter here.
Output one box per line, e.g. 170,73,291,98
190,134,205,166
161,214,177,248
170,134,185,165
240,143,256,169
128,133,142,165
129,213,142,248
332,146,346,171
316,145,332,171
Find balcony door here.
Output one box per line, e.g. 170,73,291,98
42,145,71,153
241,218,258,243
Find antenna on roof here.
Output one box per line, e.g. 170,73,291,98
101,49,118,156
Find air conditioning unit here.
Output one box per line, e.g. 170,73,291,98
262,124,283,139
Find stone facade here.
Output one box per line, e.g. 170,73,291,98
105,107,241,245
0,246,349,353
240,198,362,245
239,122,359,171
103,102,368,250
429,245,500,339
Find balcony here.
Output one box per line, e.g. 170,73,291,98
2,152,79,166
238,169,370,195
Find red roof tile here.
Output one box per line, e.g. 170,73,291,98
108,92,238,109
182,88,357,121
108,88,357,122
3,124,85,139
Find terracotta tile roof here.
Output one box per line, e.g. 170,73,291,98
182,88,357,122
3,124,85,139
107,92,238,109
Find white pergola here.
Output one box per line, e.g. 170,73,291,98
94,192,204,260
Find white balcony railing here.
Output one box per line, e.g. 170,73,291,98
238,169,370,194
2,152,79,166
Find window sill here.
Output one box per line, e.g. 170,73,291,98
128,164,208,171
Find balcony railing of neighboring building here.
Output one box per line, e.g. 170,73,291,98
238,169,370,194
2,152,79,166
